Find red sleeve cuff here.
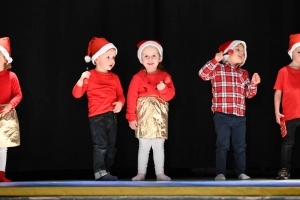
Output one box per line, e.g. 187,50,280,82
211,58,219,65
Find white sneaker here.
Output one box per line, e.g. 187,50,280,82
215,174,226,180
238,173,250,180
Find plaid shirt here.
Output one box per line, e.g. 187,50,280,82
199,58,257,116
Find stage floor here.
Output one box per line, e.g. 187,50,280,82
1,179,300,199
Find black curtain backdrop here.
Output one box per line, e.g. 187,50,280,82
1,0,300,179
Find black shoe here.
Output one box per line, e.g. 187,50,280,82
96,174,118,181
276,168,290,180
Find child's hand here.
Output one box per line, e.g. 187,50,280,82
275,112,284,125
157,81,166,90
0,104,13,117
81,71,90,80
77,71,91,87
215,52,224,62
112,101,122,113
129,120,138,130
251,73,261,84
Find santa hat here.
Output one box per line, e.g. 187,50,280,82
0,37,13,64
137,40,163,63
218,40,247,66
84,37,117,65
287,34,300,59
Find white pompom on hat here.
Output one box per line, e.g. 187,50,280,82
137,40,163,63
0,37,13,64
84,37,117,65
287,33,300,59
218,40,247,66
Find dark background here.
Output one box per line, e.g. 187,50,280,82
1,0,300,180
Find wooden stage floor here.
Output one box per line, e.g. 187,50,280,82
1,179,300,199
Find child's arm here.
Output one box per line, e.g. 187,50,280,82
113,77,125,113
157,75,175,101
1,73,23,116
245,72,260,98
72,71,90,98
274,90,284,124
9,73,22,109
126,76,139,122
199,52,223,80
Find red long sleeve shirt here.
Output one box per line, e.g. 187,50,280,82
0,69,22,108
72,69,125,117
273,66,300,121
199,59,257,116
126,69,175,122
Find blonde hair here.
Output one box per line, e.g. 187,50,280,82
4,63,12,70
0,52,12,69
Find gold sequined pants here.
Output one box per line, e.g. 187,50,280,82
135,96,169,139
0,106,20,148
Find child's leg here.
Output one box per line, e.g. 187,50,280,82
0,148,7,171
89,113,117,181
105,113,118,173
231,115,247,177
281,118,300,169
213,112,231,176
152,138,171,181
152,138,165,175
132,138,151,181
0,147,10,182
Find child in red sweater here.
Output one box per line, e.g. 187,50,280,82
274,33,300,180
0,37,22,182
72,37,125,181
126,40,175,181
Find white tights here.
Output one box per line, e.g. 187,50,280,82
0,148,7,171
137,138,165,175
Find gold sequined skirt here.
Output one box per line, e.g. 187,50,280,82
136,96,168,139
0,105,20,148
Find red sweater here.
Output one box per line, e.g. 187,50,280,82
72,69,125,117
126,69,175,122
0,69,22,108
274,66,300,121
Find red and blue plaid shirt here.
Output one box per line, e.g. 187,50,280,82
199,58,257,116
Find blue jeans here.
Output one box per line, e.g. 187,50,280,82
281,118,300,169
89,111,117,173
213,112,247,176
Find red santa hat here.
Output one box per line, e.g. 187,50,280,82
218,40,247,66
287,33,300,59
84,37,117,65
137,40,163,63
0,37,13,64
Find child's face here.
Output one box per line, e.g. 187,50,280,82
0,52,6,70
292,46,300,64
226,43,245,66
94,48,116,73
141,46,162,73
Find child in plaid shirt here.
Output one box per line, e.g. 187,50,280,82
199,40,261,180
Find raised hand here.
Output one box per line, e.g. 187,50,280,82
156,81,166,91
251,73,261,85
215,51,224,62
77,71,91,87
